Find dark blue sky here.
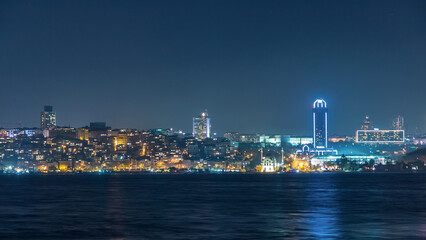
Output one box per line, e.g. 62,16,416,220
1,0,425,135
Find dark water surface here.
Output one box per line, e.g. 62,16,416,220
0,173,425,239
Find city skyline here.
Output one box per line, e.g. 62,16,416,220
1,1,426,135
0,102,417,137
1,2,425,239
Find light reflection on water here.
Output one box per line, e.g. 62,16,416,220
303,180,340,239
0,173,425,239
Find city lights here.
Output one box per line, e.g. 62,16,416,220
0,101,422,175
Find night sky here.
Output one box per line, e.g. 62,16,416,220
1,0,425,135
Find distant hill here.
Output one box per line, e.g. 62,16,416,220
401,147,426,163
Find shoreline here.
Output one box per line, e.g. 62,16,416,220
1,171,424,176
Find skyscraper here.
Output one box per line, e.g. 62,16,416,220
193,110,211,140
41,105,56,130
361,115,373,130
393,115,404,130
313,99,327,149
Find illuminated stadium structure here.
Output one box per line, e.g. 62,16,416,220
310,154,392,166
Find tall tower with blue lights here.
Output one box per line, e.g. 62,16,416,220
313,99,328,149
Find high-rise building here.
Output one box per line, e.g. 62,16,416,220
313,99,328,149
356,129,404,143
393,115,404,130
296,99,337,156
361,115,373,130
41,105,56,130
193,110,211,140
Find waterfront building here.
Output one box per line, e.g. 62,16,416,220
261,156,276,172
193,110,211,140
313,99,328,149
40,105,56,130
310,154,392,166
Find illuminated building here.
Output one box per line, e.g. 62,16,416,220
282,135,313,146
356,129,405,143
2,129,40,138
313,99,328,149
259,135,281,147
76,128,90,141
393,115,404,130
328,137,347,143
115,133,128,146
41,105,56,130
224,132,240,142
310,154,391,166
192,110,211,139
413,138,426,145
239,134,259,143
261,156,276,172
361,115,373,130
296,99,337,156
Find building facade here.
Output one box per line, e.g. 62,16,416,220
393,115,404,130
310,154,391,166
259,135,281,148
41,105,56,130
261,156,276,172
361,115,374,130
313,99,328,149
356,129,405,143
193,110,211,140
